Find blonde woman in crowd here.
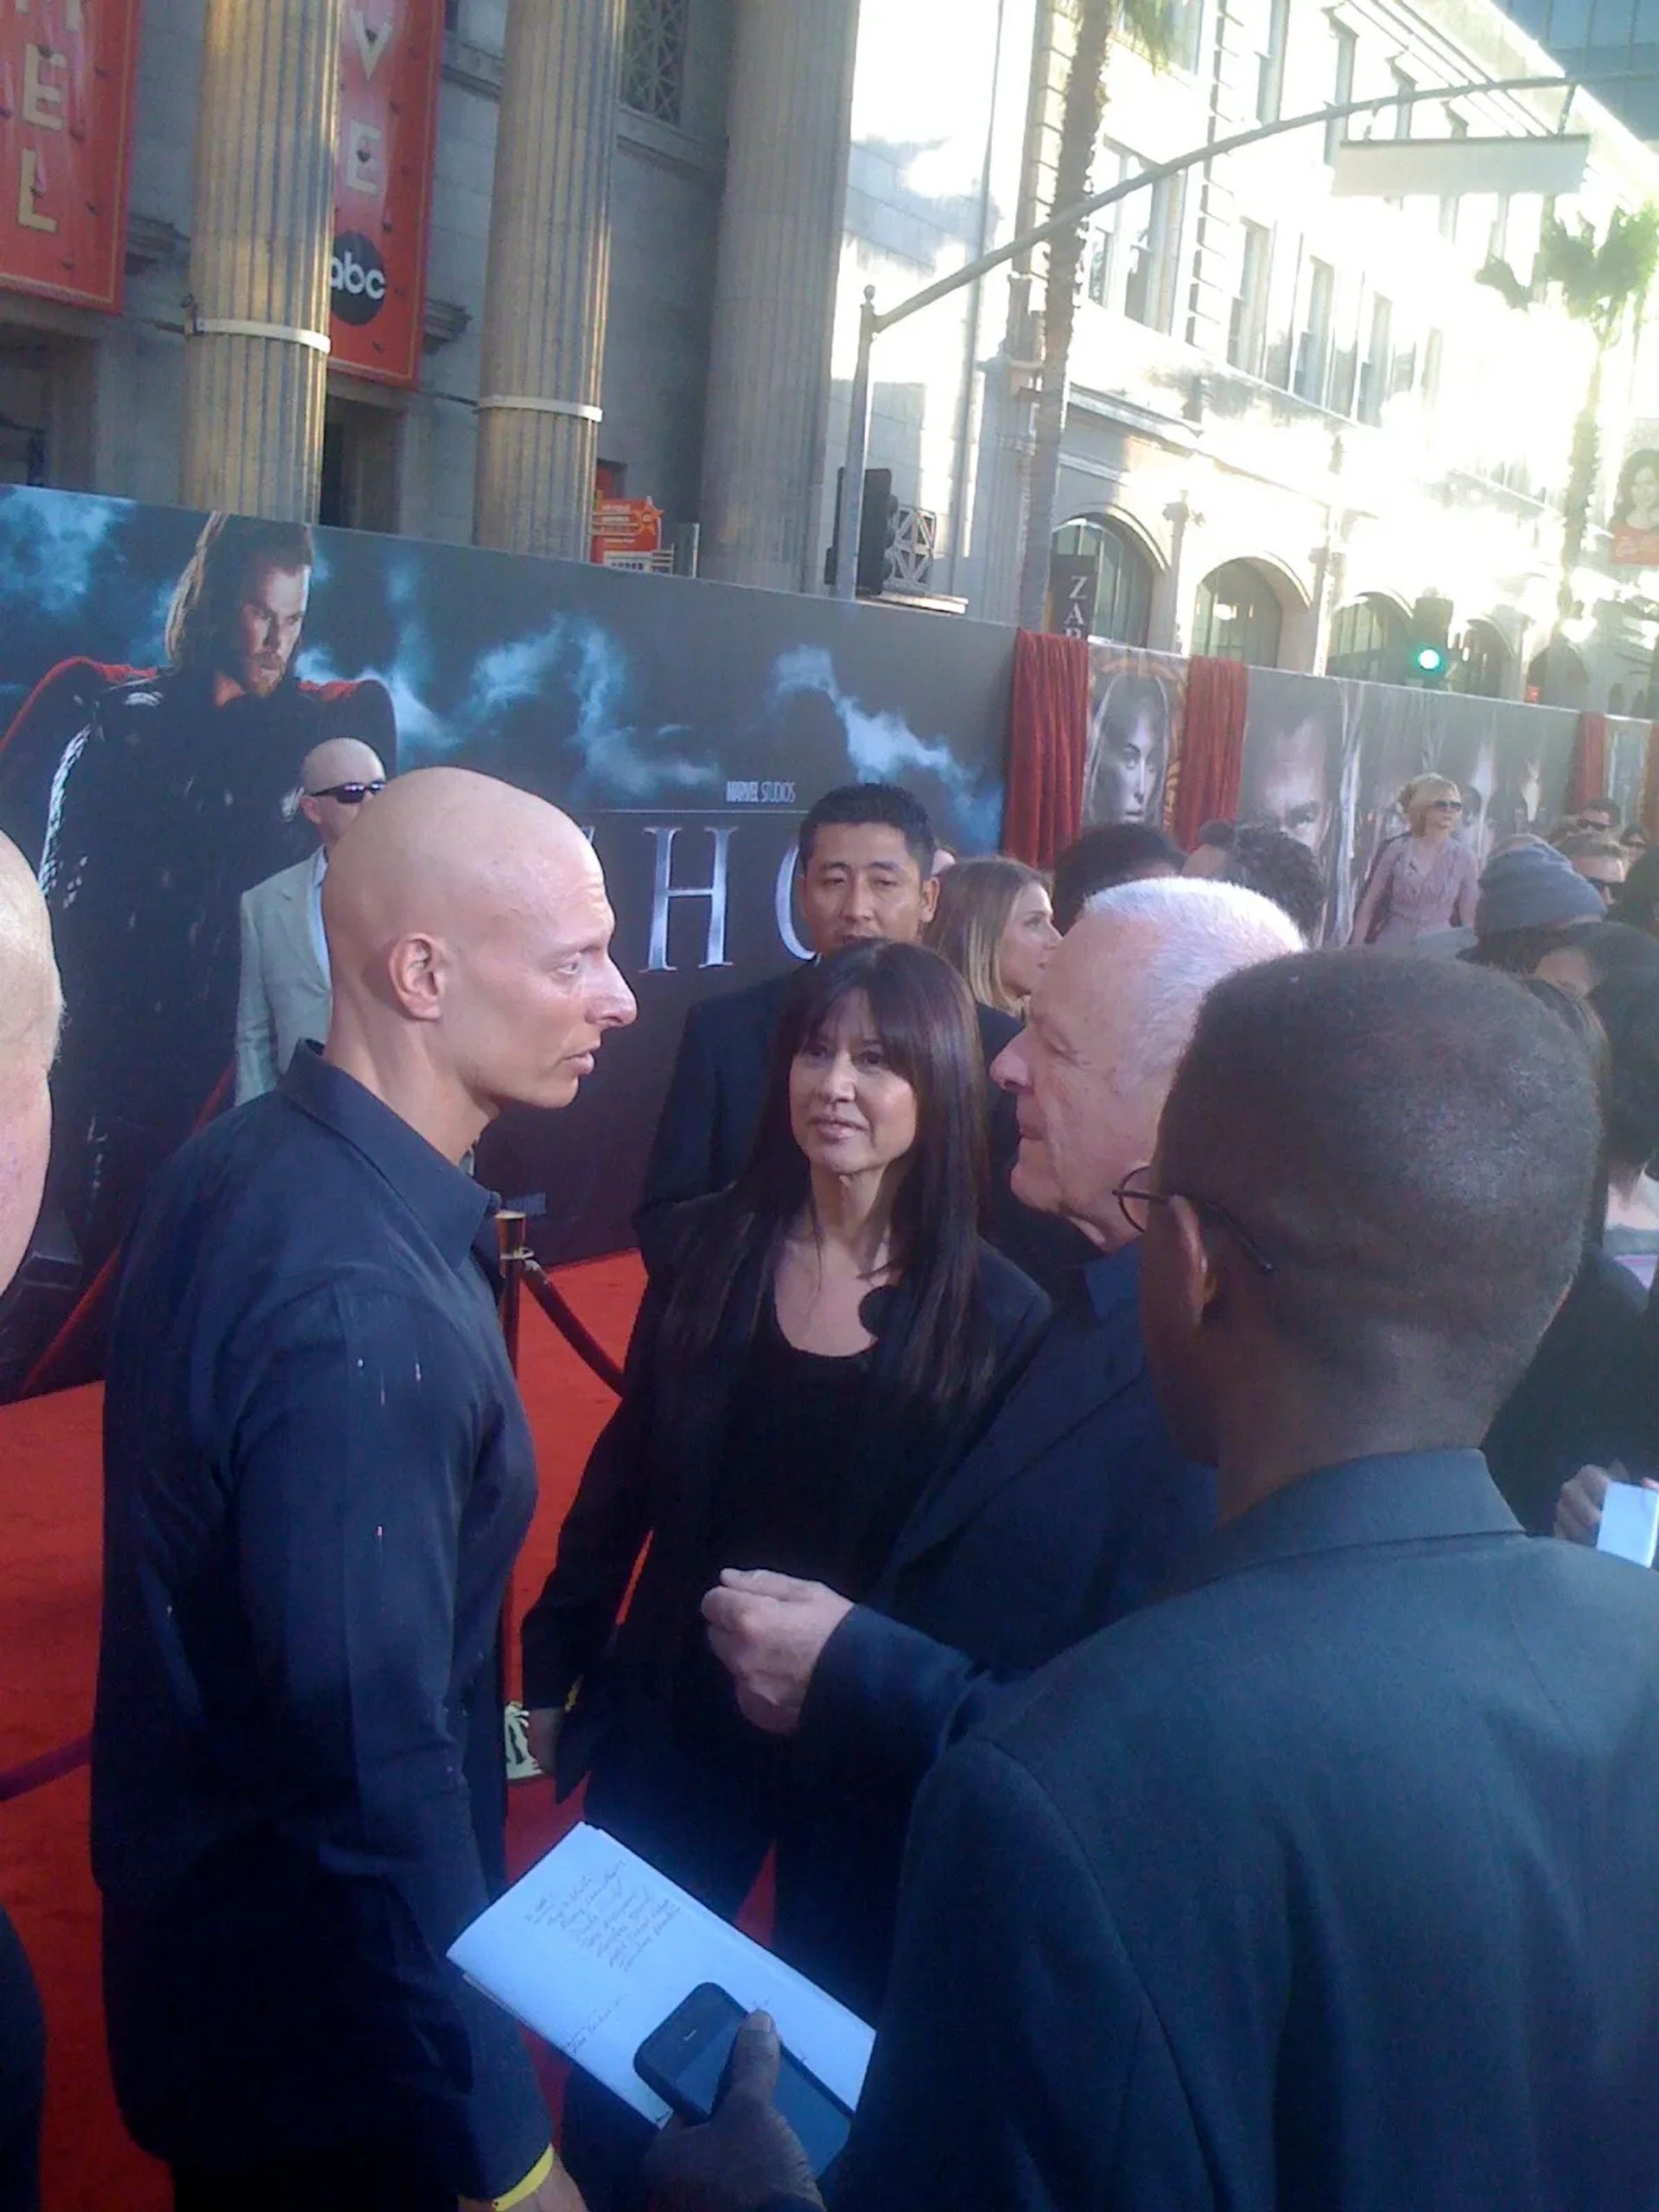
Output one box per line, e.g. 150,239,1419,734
925,855,1058,1018
1351,774,1480,947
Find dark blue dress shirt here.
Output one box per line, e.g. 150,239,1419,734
92,1046,548,2197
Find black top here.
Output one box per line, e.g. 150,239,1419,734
836,1452,1659,2212
92,1046,548,2198
715,1300,925,1603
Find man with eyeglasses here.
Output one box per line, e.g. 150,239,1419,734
698,880,1298,2027
235,739,388,1102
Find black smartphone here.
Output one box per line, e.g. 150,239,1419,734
633,1981,853,2179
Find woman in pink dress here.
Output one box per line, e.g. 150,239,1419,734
1351,775,1480,947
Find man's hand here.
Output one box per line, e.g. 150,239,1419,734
459,2149,588,2211
641,2013,823,2212
702,1571,854,1736
524,1706,563,1776
1556,1461,1659,1547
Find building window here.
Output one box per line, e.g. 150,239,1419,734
1124,175,1182,334
1357,295,1391,423
1440,115,1468,243
1326,594,1402,680
1456,620,1511,699
1256,0,1290,123
620,0,689,127
1052,515,1156,645
1228,220,1273,375
1422,327,1444,407
1192,560,1284,665
1325,23,1357,165
1294,257,1335,404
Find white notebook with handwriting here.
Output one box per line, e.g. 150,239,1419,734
448,1821,875,2124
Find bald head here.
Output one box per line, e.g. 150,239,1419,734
992,877,1301,1247
0,831,60,1294
321,767,635,1160
299,737,387,851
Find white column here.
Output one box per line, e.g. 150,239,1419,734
699,0,862,592
474,0,626,560
181,0,344,519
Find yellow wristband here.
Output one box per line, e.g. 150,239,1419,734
493,2146,555,2210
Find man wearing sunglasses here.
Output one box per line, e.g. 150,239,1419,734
234,739,389,1102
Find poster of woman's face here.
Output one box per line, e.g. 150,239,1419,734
1618,450,1659,533
1083,650,1183,827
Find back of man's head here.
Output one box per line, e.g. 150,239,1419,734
1160,952,1596,1416
1053,823,1184,931
1224,821,1328,943
798,784,936,877
0,831,60,1294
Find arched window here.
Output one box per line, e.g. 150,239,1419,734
1525,639,1587,709
1051,514,1155,645
1456,620,1511,700
1325,595,1404,682
1192,560,1284,667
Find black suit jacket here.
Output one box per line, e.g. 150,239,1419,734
832,1452,1659,2211
520,1205,1050,1784
798,1243,1211,1798
633,968,1083,1285
781,1244,1211,2014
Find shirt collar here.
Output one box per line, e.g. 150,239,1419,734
312,847,327,888
1174,1451,1520,1596
278,1043,493,1273
1080,1238,1140,1324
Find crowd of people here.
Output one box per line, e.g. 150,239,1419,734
2,759,1658,2212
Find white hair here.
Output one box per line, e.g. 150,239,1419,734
1081,876,1302,1081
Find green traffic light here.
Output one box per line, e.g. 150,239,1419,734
1411,643,1448,677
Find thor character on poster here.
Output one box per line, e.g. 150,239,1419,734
0,512,396,1384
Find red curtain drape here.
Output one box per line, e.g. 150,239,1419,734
1570,712,1608,813
1002,629,1090,867
1169,657,1249,849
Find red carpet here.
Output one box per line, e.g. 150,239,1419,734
0,1253,648,2209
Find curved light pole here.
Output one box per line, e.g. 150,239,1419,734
832,67,1636,603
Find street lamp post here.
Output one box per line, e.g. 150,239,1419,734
832,67,1624,604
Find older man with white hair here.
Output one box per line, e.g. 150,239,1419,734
0,830,61,2212
701,878,1301,2019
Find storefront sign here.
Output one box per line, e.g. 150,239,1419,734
330,3,442,386
0,0,139,312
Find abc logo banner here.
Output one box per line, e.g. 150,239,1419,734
329,1,442,386
331,233,388,327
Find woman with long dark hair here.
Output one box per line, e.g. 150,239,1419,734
520,943,1046,2192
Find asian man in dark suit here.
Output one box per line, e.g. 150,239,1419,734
652,950,1659,2212
634,785,1030,1273
702,880,1302,2010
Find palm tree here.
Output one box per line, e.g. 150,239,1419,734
1015,0,1175,632
1478,206,1659,690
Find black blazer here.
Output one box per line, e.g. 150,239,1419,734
797,1246,1212,1802
632,969,1027,1268
519,1202,1050,1795
779,1244,1212,2017
835,1452,1659,2211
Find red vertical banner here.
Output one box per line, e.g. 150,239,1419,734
330,2,442,387
0,0,138,312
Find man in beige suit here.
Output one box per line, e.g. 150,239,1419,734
234,738,386,1103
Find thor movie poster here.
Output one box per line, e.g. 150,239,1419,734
0,487,1014,1402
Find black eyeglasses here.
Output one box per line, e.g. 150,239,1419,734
1112,1166,1276,1277
306,779,385,804
1429,798,1463,812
